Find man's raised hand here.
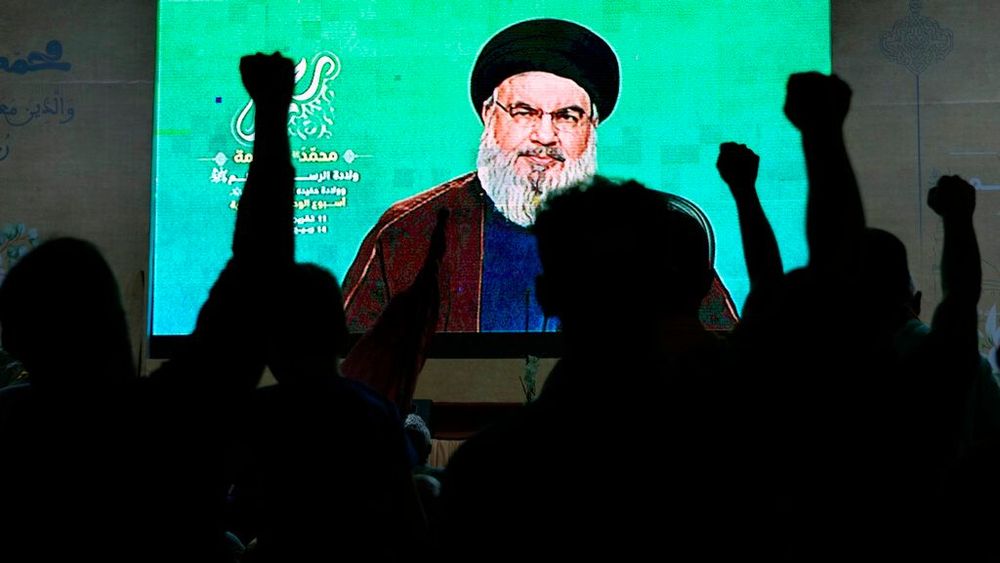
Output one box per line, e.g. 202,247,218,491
783,72,851,133
717,142,760,196
239,52,295,110
928,175,976,220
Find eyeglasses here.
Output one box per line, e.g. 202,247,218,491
493,100,590,133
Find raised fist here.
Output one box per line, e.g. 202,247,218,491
716,142,760,193
239,52,295,109
928,175,975,219
784,72,852,133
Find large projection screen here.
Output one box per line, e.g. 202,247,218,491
150,0,830,343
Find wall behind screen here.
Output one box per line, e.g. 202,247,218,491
0,0,154,364
834,1,1000,374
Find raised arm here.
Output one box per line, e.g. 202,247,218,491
717,142,783,292
232,53,295,268
139,57,300,554
784,72,865,276
154,53,296,390
927,175,981,340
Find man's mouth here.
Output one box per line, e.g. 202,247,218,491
519,147,566,167
523,154,560,167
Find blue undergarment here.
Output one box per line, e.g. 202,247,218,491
480,202,553,332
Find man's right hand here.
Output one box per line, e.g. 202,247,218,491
928,175,976,219
239,52,295,110
783,72,851,133
717,142,759,195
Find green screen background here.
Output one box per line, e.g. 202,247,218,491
152,0,830,335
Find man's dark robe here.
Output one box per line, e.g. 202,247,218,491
343,172,739,332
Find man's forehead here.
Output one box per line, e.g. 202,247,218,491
496,71,591,108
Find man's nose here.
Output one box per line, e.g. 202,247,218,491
530,114,558,145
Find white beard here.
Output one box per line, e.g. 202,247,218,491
476,125,597,227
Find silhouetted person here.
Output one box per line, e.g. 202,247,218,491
229,265,426,563
858,224,998,452
738,73,988,559
220,53,427,563
128,53,301,563
438,177,747,560
740,72,917,559
916,177,989,452
0,238,145,562
902,176,999,560
0,238,135,389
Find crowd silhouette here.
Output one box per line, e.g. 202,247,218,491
0,51,996,562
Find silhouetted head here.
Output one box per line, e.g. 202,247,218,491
0,238,134,389
267,263,349,384
860,228,921,320
533,177,712,347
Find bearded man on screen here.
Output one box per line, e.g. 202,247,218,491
343,18,737,332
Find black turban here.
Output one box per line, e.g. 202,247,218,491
470,19,620,123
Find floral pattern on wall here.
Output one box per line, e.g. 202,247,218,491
0,223,38,387
0,223,39,286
